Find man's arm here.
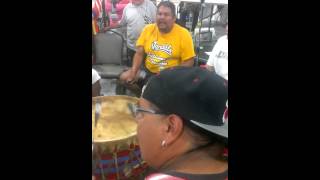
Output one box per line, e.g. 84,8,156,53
122,46,145,83
205,37,222,72
131,46,145,76
180,28,196,67
181,58,194,67
206,64,215,72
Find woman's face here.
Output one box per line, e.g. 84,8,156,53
136,98,167,167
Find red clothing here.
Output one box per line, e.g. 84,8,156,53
92,0,129,28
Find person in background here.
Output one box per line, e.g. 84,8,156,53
119,1,195,95
107,0,157,66
92,0,130,32
206,23,228,81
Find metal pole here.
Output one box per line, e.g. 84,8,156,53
196,0,205,66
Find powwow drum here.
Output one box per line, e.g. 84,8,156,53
92,95,148,180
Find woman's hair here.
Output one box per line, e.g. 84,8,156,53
150,102,227,158
157,1,176,18
183,119,227,160
183,118,227,147
150,102,227,146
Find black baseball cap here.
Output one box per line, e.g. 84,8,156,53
142,66,228,138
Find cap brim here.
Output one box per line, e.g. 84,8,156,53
190,120,228,138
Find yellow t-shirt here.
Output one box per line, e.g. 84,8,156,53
136,24,195,73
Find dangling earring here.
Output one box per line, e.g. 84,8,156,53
161,140,166,148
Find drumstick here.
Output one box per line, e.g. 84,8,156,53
95,99,102,127
127,103,134,116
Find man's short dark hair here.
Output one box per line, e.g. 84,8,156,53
157,1,176,17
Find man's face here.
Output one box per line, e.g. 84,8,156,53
156,5,176,33
132,0,144,5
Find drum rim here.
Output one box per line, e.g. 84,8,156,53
93,132,137,143
92,95,139,102
92,95,139,143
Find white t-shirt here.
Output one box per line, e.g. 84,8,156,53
207,35,228,80
92,69,101,84
119,0,157,51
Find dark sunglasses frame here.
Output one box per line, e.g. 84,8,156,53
127,103,166,118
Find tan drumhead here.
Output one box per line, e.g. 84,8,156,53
92,95,139,143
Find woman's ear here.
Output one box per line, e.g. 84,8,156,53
162,114,184,146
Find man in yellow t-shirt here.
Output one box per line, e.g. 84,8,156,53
119,1,195,91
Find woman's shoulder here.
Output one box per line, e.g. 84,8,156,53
145,170,228,180
145,173,187,180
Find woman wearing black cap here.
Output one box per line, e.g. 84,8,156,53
130,66,228,180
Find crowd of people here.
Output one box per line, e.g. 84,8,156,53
92,0,228,179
